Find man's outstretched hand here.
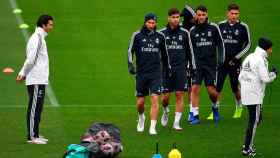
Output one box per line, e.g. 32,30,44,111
271,65,278,76
16,75,25,83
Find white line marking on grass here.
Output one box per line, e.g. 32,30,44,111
46,85,59,107
8,0,59,107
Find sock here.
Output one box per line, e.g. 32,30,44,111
138,113,145,120
163,106,170,113
174,112,182,126
189,104,192,113
212,102,219,108
193,107,199,116
150,120,157,129
235,99,242,107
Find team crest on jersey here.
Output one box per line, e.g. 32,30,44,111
155,38,159,44
195,33,199,37
142,38,147,42
179,35,183,41
166,36,170,40
235,29,239,35
243,62,252,72
207,31,212,37
223,30,227,34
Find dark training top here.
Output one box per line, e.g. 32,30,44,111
128,26,170,74
160,25,193,71
218,20,251,62
189,22,225,68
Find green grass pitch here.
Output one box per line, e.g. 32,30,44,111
0,0,279,157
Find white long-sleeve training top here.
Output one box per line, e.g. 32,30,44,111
19,27,49,85
239,46,276,105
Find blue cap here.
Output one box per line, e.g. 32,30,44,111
144,13,157,22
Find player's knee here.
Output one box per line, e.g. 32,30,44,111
207,87,218,100
175,91,184,99
210,90,218,97
137,98,145,107
151,94,159,102
207,86,217,93
191,85,200,94
151,101,159,110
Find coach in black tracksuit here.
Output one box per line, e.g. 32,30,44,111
127,13,170,135
188,5,225,124
216,4,251,118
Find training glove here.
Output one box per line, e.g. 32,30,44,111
128,63,136,75
271,65,278,76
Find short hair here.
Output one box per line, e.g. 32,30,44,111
37,14,53,27
228,3,240,11
168,8,180,16
258,37,273,50
196,5,207,13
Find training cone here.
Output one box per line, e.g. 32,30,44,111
19,23,29,29
13,8,22,14
168,143,181,158
2,67,14,74
152,142,163,158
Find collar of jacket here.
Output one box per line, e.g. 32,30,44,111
141,26,156,36
196,19,209,29
166,24,180,33
255,46,268,58
227,20,240,26
35,27,48,38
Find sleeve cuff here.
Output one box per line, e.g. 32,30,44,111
18,69,25,76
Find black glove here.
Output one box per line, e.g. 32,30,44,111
228,57,237,66
128,63,136,75
271,65,278,76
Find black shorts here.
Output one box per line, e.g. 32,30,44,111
162,69,188,93
135,73,162,97
216,63,241,93
192,66,217,86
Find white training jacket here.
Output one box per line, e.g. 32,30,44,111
19,27,49,85
238,46,276,105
